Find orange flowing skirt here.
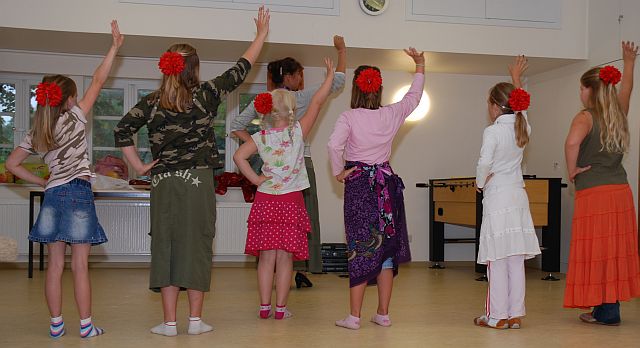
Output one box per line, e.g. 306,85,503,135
564,184,640,308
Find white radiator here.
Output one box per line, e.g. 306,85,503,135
0,196,252,263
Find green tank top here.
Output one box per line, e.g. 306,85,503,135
575,109,627,190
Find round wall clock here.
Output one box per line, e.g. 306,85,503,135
359,0,388,16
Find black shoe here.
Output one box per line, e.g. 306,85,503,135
295,272,313,288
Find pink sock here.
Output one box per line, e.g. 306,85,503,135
335,314,361,330
274,305,291,320
259,304,271,319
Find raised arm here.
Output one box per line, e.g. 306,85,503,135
619,41,638,115
78,20,123,115
404,47,425,74
508,55,528,89
240,6,270,66
388,48,425,119
299,58,335,138
334,35,347,74
565,111,592,183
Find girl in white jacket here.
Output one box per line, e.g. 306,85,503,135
474,56,541,329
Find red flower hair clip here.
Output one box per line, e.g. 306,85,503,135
355,68,382,93
35,82,63,107
254,93,273,115
599,65,621,85
158,52,185,76
508,88,530,112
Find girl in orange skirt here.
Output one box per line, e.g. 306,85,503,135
564,41,640,325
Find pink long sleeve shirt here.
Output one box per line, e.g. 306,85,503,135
327,73,425,176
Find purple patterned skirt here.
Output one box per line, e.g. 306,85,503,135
343,161,411,287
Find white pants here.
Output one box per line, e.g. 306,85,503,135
485,255,526,319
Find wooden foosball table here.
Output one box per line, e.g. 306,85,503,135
417,177,565,280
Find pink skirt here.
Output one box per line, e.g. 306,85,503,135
245,191,311,261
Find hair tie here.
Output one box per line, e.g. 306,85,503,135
355,68,382,93
599,65,621,85
254,93,273,115
158,52,185,75
508,88,530,112
35,82,63,107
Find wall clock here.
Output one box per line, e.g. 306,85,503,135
359,0,388,16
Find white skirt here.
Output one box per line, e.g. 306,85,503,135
477,185,541,264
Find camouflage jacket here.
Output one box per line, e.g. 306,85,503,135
114,58,251,175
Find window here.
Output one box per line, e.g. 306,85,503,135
0,83,16,162
1,72,265,181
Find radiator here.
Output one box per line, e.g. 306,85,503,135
0,198,252,262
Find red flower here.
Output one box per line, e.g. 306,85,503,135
599,65,621,85
254,93,273,115
158,52,185,75
355,68,382,93
35,82,63,107
508,88,530,112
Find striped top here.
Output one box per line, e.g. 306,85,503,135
19,105,93,190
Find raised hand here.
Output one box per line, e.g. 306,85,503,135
508,55,528,88
404,47,425,65
324,57,335,77
254,5,270,38
622,41,638,64
333,35,346,52
111,20,124,50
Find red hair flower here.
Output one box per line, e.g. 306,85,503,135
508,88,530,112
35,82,63,107
158,52,185,75
599,65,621,85
254,93,273,115
355,68,382,93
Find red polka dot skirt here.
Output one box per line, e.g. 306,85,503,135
245,190,311,261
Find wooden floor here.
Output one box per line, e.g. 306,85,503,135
1,263,638,348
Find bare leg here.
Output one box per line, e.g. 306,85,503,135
257,250,276,305
45,242,66,317
70,244,91,319
349,282,367,317
160,286,180,322
187,289,204,318
274,250,293,306
375,269,394,315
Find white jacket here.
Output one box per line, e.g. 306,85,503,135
476,113,530,189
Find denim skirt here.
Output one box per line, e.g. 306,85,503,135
28,178,107,245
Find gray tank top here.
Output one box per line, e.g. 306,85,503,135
575,109,627,190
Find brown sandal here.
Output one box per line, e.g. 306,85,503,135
474,315,508,329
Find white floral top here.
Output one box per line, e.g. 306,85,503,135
251,121,309,195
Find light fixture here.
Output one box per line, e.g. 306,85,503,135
392,85,430,121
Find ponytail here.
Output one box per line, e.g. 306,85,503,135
514,112,529,147
267,57,303,89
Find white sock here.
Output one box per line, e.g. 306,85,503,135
150,321,177,337
188,317,213,335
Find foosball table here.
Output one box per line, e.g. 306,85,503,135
416,177,565,280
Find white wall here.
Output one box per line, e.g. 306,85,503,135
0,0,587,59
527,0,640,271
